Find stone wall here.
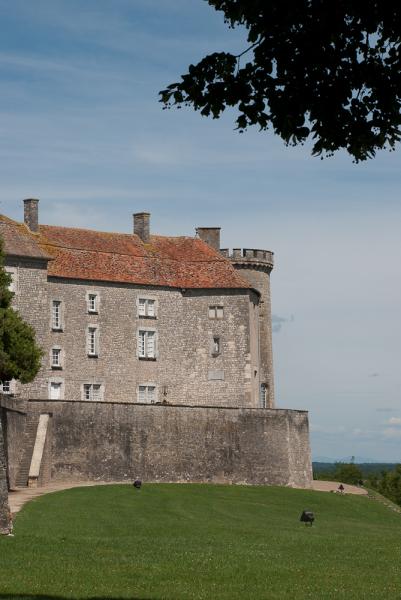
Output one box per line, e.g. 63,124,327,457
6,258,50,399
8,264,261,408
0,412,11,534
5,401,312,488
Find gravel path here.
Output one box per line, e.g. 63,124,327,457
9,481,130,515
311,480,367,495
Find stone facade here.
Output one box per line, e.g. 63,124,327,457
0,200,313,492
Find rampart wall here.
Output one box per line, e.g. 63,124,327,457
0,414,11,533
4,400,312,488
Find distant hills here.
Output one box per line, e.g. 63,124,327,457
313,456,388,464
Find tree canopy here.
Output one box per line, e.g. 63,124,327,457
0,239,43,386
160,1,401,161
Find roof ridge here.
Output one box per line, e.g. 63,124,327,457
41,223,194,242
40,242,226,263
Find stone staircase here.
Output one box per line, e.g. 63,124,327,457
366,488,401,515
15,414,40,488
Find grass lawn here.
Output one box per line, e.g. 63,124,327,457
1,483,401,600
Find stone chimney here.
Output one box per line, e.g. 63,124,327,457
196,227,221,251
133,212,150,243
24,198,39,232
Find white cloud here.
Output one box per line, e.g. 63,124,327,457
386,417,401,426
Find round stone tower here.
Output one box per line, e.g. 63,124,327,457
220,247,275,408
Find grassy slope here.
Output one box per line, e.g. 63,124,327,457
1,483,401,600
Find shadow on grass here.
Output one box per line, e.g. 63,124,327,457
0,596,157,600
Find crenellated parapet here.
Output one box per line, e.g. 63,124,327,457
220,248,274,272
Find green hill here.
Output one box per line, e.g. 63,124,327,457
1,483,401,599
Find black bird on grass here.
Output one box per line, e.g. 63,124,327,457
300,510,315,526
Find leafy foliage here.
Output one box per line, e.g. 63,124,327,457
160,1,401,161
333,462,364,485
367,465,401,506
0,238,43,385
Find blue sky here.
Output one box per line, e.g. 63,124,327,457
1,0,400,461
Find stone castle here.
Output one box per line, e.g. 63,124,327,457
0,199,312,492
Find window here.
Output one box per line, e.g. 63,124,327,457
87,327,99,356
0,380,12,394
51,348,62,369
87,293,98,313
208,305,224,319
138,329,156,358
83,383,103,401
138,298,156,317
212,336,221,356
52,300,62,330
260,383,267,409
138,385,157,404
49,382,62,400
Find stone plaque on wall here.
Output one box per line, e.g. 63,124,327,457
208,370,224,381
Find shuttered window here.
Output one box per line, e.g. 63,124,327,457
138,298,156,317
138,385,157,403
83,383,103,401
138,330,156,358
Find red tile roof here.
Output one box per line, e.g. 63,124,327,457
0,215,250,290
0,216,51,260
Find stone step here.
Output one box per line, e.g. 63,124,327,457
15,415,40,488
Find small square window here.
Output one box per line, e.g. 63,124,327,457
138,385,157,403
0,380,12,394
83,383,103,401
208,305,224,319
138,298,156,318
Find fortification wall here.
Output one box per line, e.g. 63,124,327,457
5,401,312,488
0,412,11,533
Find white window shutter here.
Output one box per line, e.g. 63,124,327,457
147,331,155,357
148,386,156,403
138,331,145,356
138,299,146,316
147,300,155,316
138,386,146,402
